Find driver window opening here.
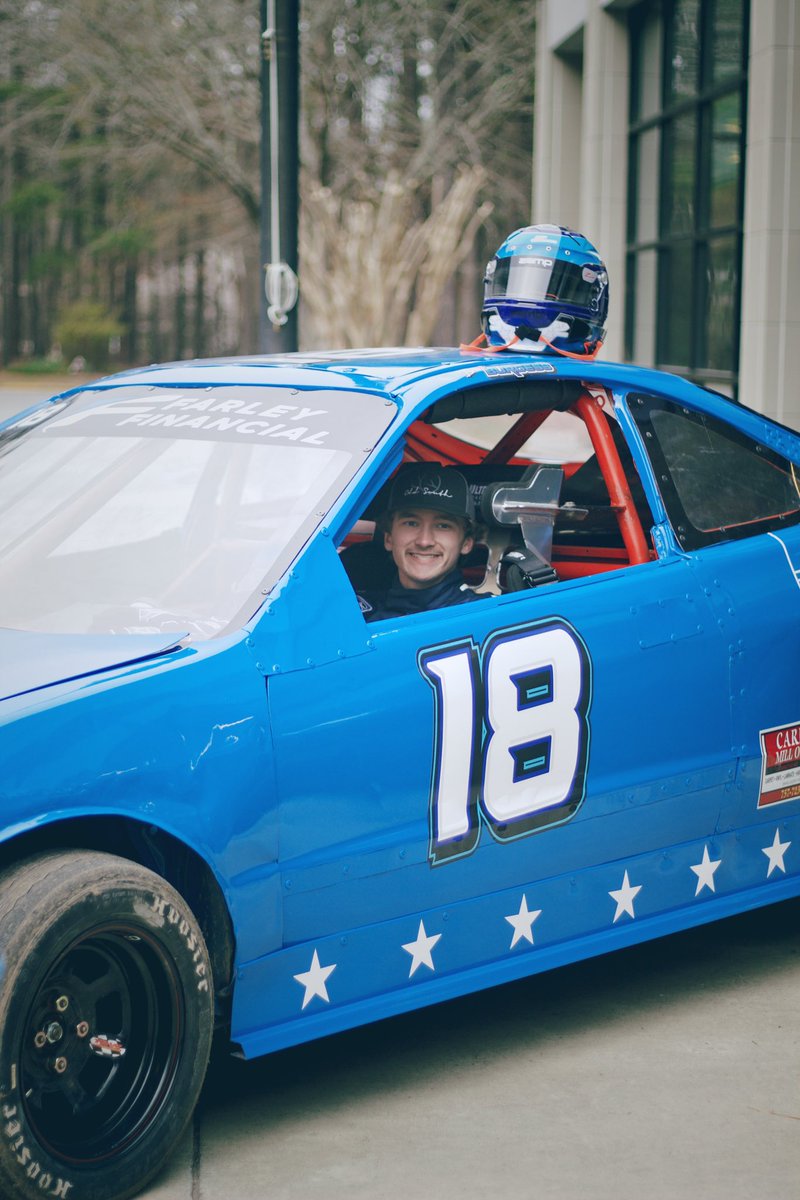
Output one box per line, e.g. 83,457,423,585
338,384,656,617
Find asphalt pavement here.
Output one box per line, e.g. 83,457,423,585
0,374,83,421
2,374,799,1200
146,900,800,1200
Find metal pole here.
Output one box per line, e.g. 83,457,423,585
259,0,299,354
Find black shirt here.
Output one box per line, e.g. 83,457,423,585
360,568,481,622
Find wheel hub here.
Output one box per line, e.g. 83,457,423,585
20,924,180,1163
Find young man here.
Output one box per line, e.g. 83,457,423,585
360,463,482,622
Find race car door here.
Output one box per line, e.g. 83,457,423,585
240,516,733,1048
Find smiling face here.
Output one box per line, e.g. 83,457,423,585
384,507,474,590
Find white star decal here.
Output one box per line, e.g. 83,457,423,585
762,828,791,876
402,920,441,976
609,870,642,922
690,845,722,895
505,895,542,948
293,949,336,1010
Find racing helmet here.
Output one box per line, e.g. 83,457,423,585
481,224,608,357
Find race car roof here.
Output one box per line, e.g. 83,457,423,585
18,347,799,466
42,346,717,414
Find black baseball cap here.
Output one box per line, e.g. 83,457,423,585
386,463,475,523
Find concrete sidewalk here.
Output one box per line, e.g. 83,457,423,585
143,900,800,1200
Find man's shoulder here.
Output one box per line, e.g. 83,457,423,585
357,591,379,618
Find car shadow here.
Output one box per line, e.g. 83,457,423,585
196,896,800,1130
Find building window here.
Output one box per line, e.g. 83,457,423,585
625,0,749,396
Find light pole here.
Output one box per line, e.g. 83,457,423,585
259,0,299,353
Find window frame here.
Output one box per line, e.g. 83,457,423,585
628,391,800,551
625,0,749,396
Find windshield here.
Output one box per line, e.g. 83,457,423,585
0,384,393,639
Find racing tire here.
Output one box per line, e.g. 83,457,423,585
0,850,214,1200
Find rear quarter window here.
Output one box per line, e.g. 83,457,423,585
631,396,800,549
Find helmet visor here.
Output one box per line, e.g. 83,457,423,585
486,255,605,310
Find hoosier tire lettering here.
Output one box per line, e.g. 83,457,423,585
149,893,210,991
2,1104,73,1196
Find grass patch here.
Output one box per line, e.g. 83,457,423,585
7,358,68,376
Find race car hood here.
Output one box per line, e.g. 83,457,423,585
0,627,186,704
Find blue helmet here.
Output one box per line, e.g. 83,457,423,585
481,224,609,357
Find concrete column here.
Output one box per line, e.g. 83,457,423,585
739,1,800,426
578,3,630,362
532,31,584,230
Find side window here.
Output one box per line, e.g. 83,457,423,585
631,395,800,549
336,380,660,619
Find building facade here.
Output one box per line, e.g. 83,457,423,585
533,0,799,426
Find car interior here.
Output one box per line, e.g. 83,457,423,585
339,378,656,603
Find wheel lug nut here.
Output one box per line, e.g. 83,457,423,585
52,1057,68,1075
76,1022,89,1038
34,1032,47,1050
55,996,69,1013
45,1022,63,1045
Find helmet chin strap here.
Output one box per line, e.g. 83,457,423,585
460,331,521,353
538,334,604,361
461,330,602,359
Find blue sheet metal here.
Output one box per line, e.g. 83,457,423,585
1,347,799,1063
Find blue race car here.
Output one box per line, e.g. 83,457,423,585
1,347,799,1200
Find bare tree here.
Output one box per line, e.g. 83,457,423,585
0,0,535,361
301,167,493,346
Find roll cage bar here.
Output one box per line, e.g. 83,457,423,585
403,386,650,568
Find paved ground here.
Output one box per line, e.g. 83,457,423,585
0,372,89,421
3,373,799,1199
144,900,800,1200
0,379,77,427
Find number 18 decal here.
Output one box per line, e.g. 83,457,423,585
419,619,592,865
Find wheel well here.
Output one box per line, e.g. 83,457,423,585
0,817,235,1024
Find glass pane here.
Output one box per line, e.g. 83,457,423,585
634,127,660,242
710,92,741,227
665,112,696,235
669,0,700,99
650,408,800,533
0,385,394,637
705,234,738,372
633,249,658,365
662,241,693,366
713,0,745,83
632,5,663,121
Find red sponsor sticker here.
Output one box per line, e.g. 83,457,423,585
758,721,800,807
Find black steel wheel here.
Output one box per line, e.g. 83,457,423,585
0,851,214,1200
